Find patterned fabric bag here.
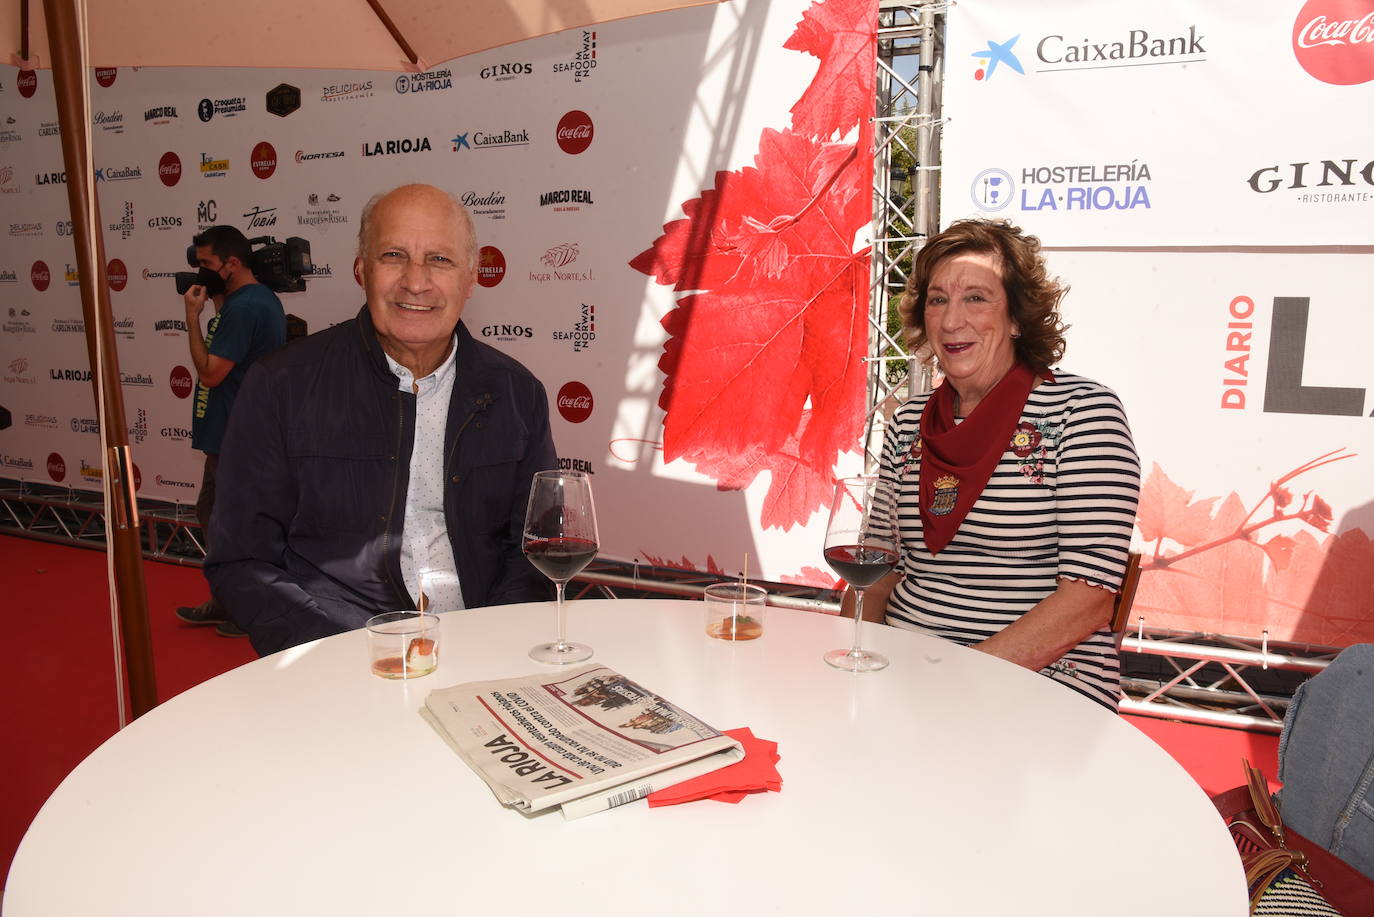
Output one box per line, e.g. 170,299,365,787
1213,759,1374,915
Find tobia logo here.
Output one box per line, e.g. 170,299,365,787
1292,0,1374,85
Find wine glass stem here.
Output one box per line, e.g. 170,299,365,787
851,588,866,655
555,580,567,648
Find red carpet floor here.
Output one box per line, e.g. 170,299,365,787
0,535,1278,892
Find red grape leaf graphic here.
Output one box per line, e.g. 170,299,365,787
1136,461,1217,546
1260,535,1296,572
640,552,728,576
630,0,878,532
781,566,845,591
784,0,880,139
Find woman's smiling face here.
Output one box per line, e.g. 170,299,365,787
924,250,1019,405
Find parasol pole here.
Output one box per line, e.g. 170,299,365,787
42,0,158,722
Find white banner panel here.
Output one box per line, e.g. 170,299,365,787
942,0,1374,245
0,0,874,585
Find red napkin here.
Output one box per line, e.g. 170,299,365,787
647,727,782,807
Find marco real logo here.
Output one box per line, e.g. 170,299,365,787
1293,0,1374,85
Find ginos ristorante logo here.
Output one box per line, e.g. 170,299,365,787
251,141,277,179
18,70,38,98
106,259,128,292
1293,0,1374,85
47,452,66,483
158,151,182,187
556,381,593,423
169,365,194,399
556,110,593,154
477,246,506,288
31,261,50,291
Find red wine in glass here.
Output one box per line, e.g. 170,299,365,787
823,475,895,672
524,471,598,665
823,544,898,589
525,537,598,582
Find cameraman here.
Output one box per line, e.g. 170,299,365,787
176,226,287,637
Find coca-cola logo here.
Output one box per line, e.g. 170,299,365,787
1293,0,1374,84
31,260,50,291
556,381,594,423
251,141,277,179
158,151,182,187
106,258,128,292
477,245,506,288
169,365,194,399
47,452,66,482
95,67,117,88
556,110,594,155
18,70,38,98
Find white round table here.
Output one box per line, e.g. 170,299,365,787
8,599,1247,915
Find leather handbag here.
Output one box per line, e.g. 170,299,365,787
1212,759,1374,916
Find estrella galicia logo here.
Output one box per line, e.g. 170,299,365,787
972,35,1024,81
970,168,1016,211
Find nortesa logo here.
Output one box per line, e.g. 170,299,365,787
972,35,1024,80
556,381,593,423
1293,0,1374,84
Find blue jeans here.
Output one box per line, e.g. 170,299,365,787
1278,643,1374,882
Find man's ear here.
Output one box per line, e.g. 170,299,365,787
353,257,364,287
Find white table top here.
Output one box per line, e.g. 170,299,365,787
9,599,1247,916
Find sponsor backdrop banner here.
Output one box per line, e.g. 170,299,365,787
0,0,875,586
944,0,1374,645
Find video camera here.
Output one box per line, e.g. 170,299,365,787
174,235,313,295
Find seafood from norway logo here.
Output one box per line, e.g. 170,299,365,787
969,161,1153,213
108,201,135,240
158,151,182,187
556,111,593,154
477,246,506,287
554,31,596,82
1293,0,1374,84
554,303,596,352
556,381,593,423
128,409,148,444
251,142,277,179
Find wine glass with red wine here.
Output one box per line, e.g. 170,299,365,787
524,470,599,664
822,475,897,672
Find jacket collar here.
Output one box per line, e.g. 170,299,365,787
354,305,497,412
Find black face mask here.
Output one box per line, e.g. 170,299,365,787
195,265,226,296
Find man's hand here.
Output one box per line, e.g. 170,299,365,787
184,284,208,321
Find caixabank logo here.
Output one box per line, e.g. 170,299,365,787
969,23,1206,81
1293,0,1374,84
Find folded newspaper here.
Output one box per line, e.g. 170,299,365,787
422,664,744,819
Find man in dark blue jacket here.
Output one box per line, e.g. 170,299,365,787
205,184,555,656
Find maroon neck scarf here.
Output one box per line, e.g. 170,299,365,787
917,363,1046,554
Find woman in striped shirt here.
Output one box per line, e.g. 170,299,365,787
857,219,1140,710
